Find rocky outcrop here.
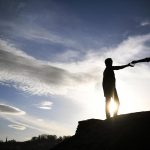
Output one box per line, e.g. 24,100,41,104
52,111,150,150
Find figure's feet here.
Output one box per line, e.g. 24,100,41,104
113,112,118,118
106,114,111,119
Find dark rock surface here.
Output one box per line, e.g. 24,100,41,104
52,111,150,150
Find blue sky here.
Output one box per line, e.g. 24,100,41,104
0,0,150,141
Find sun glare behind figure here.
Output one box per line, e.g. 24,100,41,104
109,99,118,117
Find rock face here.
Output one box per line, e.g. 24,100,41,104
52,111,150,150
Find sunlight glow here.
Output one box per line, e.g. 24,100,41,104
109,99,118,117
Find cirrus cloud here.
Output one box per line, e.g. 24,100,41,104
140,20,150,27
0,33,150,97
0,39,98,96
0,104,26,115
8,124,26,130
35,101,53,110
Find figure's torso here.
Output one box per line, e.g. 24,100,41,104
103,67,116,88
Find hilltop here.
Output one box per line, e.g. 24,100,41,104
52,111,150,150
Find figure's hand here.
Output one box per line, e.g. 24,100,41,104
128,63,134,67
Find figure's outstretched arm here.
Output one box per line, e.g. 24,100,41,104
132,57,150,64
112,63,133,70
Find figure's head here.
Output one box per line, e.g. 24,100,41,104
105,58,113,67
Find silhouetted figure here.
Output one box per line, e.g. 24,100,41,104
103,58,133,119
132,57,150,64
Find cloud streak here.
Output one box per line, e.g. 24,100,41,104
0,103,72,135
0,39,98,95
140,21,150,26
8,124,26,130
0,104,25,115
0,33,150,97
35,101,53,110
3,114,72,136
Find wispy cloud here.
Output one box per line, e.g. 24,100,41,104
8,124,26,130
3,114,73,136
0,39,98,95
35,101,53,110
0,33,150,97
103,34,150,63
0,102,72,135
0,20,81,50
140,21,150,26
0,104,25,115
21,26,78,48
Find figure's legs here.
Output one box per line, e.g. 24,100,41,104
105,97,111,119
113,88,120,117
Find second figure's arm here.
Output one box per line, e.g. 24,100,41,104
132,57,150,64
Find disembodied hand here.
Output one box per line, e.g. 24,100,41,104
128,63,134,67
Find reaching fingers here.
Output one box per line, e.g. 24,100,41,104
129,63,134,67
